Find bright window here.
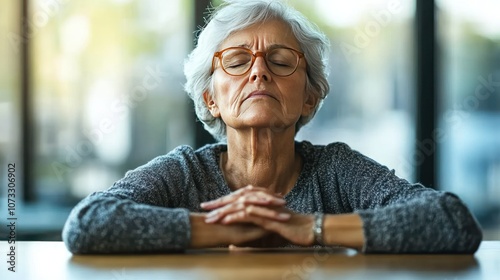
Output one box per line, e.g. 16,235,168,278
0,0,20,189
31,0,194,201
437,0,500,224
290,0,417,181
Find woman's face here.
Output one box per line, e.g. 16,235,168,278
206,20,316,134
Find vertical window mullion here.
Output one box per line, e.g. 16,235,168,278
193,0,216,148
21,0,35,201
415,0,437,188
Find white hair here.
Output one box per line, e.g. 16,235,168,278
184,0,330,141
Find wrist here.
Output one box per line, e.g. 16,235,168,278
322,213,365,249
312,212,325,246
190,213,227,248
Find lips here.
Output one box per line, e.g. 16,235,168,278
245,90,277,101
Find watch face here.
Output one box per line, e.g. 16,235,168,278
314,213,324,245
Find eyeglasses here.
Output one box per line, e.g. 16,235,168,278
211,46,305,77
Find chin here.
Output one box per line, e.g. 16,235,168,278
246,116,290,131
237,109,298,131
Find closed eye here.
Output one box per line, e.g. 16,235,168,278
269,60,293,67
226,60,251,68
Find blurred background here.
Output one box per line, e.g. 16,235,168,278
0,0,499,240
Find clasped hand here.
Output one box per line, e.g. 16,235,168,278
200,185,314,247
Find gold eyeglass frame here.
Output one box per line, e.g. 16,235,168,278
211,46,305,77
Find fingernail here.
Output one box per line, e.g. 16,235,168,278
278,213,291,219
201,201,214,208
206,211,218,218
205,215,218,223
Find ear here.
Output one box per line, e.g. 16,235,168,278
301,92,318,117
203,91,220,118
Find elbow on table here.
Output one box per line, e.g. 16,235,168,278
62,199,101,254
62,218,88,254
442,192,483,253
61,203,103,254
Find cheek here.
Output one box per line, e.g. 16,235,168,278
284,80,307,102
213,74,244,106
212,74,230,103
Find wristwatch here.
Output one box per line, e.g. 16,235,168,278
313,212,324,245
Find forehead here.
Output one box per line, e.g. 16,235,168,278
219,19,300,50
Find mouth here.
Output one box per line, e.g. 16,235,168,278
245,90,277,101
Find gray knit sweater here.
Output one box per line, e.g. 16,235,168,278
62,141,482,254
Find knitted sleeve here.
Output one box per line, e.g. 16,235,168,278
62,145,209,254
328,143,482,253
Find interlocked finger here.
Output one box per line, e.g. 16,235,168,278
220,205,291,224
201,185,285,210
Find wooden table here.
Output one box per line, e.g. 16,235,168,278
1,241,499,280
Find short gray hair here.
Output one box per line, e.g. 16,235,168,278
184,0,330,142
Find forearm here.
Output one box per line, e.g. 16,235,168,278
190,213,229,248
63,194,190,253
322,213,364,250
356,192,482,253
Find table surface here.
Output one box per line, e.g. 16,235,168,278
1,241,499,280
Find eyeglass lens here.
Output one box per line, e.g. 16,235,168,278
221,48,299,76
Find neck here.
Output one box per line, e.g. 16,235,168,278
221,127,301,195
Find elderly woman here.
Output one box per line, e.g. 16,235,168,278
63,0,482,254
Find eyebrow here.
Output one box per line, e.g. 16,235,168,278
235,43,295,50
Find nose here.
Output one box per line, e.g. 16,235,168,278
249,56,272,82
